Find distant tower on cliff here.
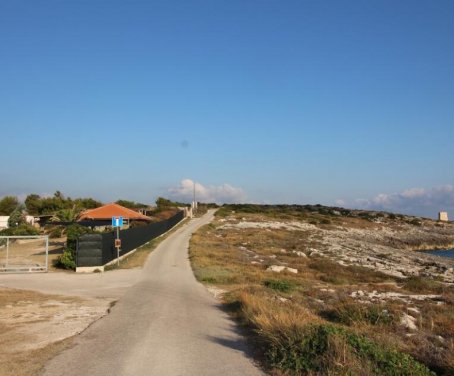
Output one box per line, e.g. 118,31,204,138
439,211,448,221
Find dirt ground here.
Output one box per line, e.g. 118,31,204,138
0,237,65,272
0,288,111,376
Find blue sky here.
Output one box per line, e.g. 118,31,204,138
1,1,453,218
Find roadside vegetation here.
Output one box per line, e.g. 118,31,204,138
189,205,454,375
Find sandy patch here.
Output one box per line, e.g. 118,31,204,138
0,288,111,375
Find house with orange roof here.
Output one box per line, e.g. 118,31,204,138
78,203,152,227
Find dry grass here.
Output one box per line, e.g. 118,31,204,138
0,237,65,271
190,208,454,375
0,338,73,376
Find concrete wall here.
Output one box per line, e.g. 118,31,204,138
439,211,449,221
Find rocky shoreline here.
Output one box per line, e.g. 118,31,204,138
220,215,454,283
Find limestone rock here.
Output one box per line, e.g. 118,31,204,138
267,265,298,274
401,313,418,331
292,251,307,258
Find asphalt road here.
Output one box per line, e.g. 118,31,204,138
43,211,264,376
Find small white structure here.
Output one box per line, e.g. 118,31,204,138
0,216,9,229
439,211,449,221
0,215,35,229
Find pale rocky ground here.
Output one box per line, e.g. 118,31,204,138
218,215,454,343
220,216,454,283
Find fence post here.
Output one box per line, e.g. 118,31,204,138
6,237,9,267
45,236,49,271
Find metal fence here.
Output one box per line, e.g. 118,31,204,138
76,211,185,267
0,235,49,272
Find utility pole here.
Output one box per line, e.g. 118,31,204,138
193,180,197,215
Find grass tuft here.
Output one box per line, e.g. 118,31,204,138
263,279,295,293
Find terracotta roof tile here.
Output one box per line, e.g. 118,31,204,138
78,203,152,221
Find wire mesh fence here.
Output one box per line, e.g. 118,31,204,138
0,235,48,272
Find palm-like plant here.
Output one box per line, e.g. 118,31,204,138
50,205,81,222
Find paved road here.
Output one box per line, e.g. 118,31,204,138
44,211,264,376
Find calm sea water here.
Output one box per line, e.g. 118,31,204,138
423,249,454,259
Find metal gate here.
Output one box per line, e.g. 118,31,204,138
0,235,49,272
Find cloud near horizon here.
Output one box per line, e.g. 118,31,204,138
338,185,454,218
167,179,247,204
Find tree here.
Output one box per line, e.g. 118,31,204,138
155,197,178,210
51,205,81,222
8,208,25,227
25,194,42,215
115,199,146,209
74,198,102,210
0,196,19,215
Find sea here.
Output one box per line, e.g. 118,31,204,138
422,249,454,259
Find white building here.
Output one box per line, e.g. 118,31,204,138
0,216,9,229
0,215,35,229
439,211,449,221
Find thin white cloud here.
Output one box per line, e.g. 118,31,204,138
338,185,454,218
168,179,247,204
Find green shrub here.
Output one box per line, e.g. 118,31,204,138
322,302,395,326
264,279,294,293
0,224,39,236
263,324,435,375
53,224,93,270
8,208,26,227
403,276,443,293
409,219,422,226
55,248,76,270
66,224,92,252
47,226,64,238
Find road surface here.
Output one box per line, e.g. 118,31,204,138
44,211,264,376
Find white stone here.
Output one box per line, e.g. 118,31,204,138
401,313,418,331
407,307,420,315
267,265,298,274
292,251,307,258
267,265,286,273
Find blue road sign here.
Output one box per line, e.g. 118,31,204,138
112,216,124,227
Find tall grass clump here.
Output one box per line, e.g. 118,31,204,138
236,291,434,376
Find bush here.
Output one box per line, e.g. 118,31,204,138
55,249,76,270
263,324,435,375
322,302,395,326
0,224,39,236
47,226,64,238
264,279,295,293
66,224,92,252
7,209,25,227
54,224,93,271
403,276,443,294
409,219,422,226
